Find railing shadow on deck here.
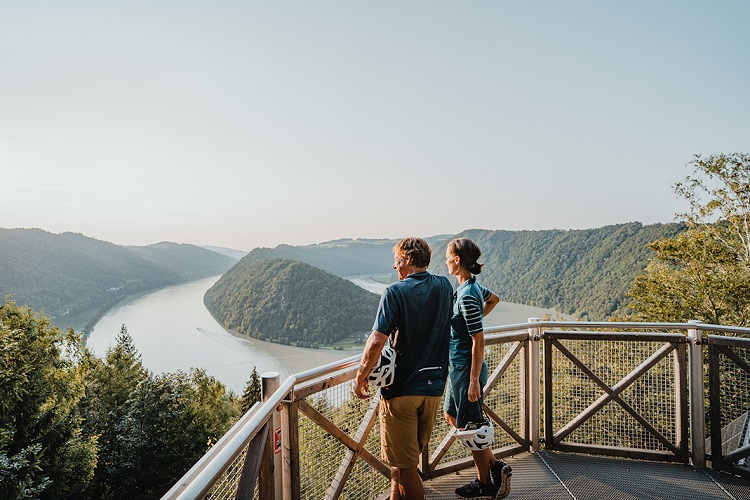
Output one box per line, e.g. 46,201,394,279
163,320,750,499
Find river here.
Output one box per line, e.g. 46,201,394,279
87,275,564,393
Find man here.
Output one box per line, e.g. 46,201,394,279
354,237,453,500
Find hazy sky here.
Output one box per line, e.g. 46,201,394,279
1,1,748,251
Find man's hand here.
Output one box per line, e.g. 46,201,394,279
354,370,372,399
354,330,388,400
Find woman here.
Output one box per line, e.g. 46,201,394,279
443,238,512,499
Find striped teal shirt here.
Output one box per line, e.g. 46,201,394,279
449,276,493,366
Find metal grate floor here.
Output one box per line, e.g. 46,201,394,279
423,452,750,500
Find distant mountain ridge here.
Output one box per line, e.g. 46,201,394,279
202,245,248,260
0,228,238,331
243,235,452,277
204,258,380,346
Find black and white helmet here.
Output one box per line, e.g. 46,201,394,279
454,420,494,451
367,341,397,387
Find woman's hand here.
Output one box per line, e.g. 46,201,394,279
468,378,481,402
469,332,485,403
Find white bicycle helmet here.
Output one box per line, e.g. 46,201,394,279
454,419,494,451
367,341,397,387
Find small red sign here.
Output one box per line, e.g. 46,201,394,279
274,427,282,454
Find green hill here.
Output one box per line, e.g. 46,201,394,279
204,258,380,346
0,228,238,331
428,222,685,320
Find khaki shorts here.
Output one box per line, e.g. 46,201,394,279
379,395,442,469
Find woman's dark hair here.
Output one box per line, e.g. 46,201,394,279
448,238,484,275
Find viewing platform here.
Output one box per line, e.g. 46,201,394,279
165,320,750,500
424,451,750,499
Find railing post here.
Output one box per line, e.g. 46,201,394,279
688,321,706,468
281,399,298,500
519,329,529,449
261,372,282,500
528,318,541,452
674,336,689,462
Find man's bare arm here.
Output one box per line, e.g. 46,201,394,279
354,330,388,399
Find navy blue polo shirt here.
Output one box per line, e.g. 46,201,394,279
372,271,453,400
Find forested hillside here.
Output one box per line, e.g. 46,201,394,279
204,258,380,346
429,222,685,320
0,229,237,331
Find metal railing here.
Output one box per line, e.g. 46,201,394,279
543,329,688,461
708,332,750,478
164,320,750,499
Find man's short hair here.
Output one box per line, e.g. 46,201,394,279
393,237,431,268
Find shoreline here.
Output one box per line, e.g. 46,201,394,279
219,324,364,353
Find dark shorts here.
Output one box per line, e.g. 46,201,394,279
443,360,488,429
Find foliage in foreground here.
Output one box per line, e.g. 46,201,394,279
0,300,97,499
0,302,243,499
629,153,750,326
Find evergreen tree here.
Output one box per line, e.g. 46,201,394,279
80,324,150,499
241,367,262,412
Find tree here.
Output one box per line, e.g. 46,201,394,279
675,153,750,261
241,367,262,413
629,153,750,325
107,370,240,499
79,325,240,499
80,324,150,499
0,299,97,499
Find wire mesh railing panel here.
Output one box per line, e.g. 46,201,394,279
204,444,247,500
484,341,523,449
624,356,678,448
339,451,390,500
549,338,678,450
338,397,390,500
429,396,472,464
716,345,750,468
428,340,525,465
298,380,390,499
299,410,349,498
